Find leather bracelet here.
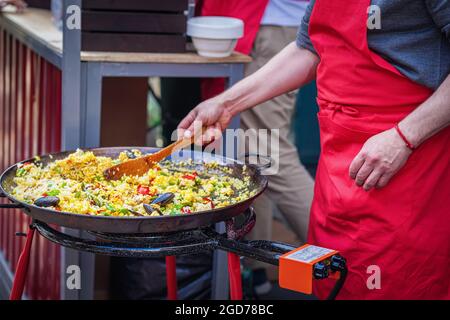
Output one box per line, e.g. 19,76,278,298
394,124,415,151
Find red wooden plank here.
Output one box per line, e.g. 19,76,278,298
10,37,18,271
2,47,7,253
46,61,62,301
47,64,55,300
51,64,57,152
14,39,23,271
7,35,14,266
15,39,22,163
38,58,49,300
0,28,5,253
25,48,36,298
15,41,22,274
45,59,53,153
37,57,44,156
19,42,27,264
39,57,49,300
14,40,24,268
20,44,26,167
0,29,7,253
23,47,31,161
10,37,16,180
54,67,61,152
52,65,62,300
15,40,21,265
33,54,40,300
5,33,12,264
7,33,14,265
34,55,41,299
13,38,21,272
31,51,40,300
31,51,38,157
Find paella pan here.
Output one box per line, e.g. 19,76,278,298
0,147,268,233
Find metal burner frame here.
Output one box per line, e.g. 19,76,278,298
7,208,347,300
32,208,295,263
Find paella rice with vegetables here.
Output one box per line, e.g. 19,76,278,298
11,149,255,217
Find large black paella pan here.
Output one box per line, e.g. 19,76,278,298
0,147,268,234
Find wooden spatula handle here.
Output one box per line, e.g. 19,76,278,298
104,132,198,180
145,136,194,164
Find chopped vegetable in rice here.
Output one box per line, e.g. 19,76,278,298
11,149,255,217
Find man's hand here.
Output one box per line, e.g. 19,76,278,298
177,97,233,144
0,0,27,12
349,128,412,191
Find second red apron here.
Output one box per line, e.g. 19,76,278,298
307,0,450,299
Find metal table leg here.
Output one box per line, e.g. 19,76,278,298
82,62,103,148
211,63,246,300
60,0,97,301
78,60,247,300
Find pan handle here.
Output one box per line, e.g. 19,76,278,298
215,237,293,266
0,203,24,209
0,191,24,209
242,153,273,171
204,209,296,265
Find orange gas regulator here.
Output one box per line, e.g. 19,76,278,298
212,211,348,299
279,244,347,298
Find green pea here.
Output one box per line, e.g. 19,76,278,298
47,189,60,196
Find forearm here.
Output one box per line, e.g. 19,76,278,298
399,74,450,147
217,42,319,116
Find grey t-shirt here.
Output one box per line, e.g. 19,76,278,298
297,0,450,90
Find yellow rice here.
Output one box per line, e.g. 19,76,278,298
11,149,255,217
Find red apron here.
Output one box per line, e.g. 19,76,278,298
308,0,450,299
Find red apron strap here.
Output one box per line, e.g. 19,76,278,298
308,0,432,108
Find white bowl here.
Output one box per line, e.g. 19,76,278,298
187,16,244,58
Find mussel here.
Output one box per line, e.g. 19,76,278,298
141,193,174,216
129,209,146,217
125,150,137,159
151,192,175,206
143,203,162,216
34,196,60,208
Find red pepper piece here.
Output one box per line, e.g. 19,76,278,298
137,185,150,195
203,197,215,209
181,207,192,214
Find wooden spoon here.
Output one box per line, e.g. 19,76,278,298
104,136,195,180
